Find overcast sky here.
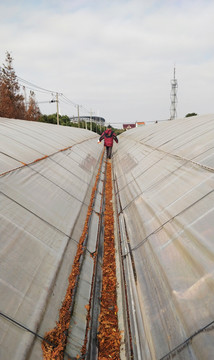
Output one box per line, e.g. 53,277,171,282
1,0,214,127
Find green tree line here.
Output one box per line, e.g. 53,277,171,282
39,113,123,135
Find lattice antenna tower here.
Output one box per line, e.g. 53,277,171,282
170,67,178,120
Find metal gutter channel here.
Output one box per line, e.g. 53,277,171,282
64,157,127,360
86,166,106,360
112,171,128,360
64,157,106,359
113,172,150,360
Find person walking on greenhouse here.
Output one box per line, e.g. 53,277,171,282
98,125,118,159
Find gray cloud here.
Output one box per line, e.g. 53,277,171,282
1,0,214,126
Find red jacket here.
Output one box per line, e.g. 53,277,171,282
99,129,118,146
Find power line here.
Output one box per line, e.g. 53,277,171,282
17,75,92,115
81,105,91,114
61,94,78,107
61,95,91,114
17,76,58,95
21,84,52,95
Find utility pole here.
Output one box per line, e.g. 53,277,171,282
77,105,80,127
56,93,59,125
90,109,93,131
170,67,178,120
23,86,27,111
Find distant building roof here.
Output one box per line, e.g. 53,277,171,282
123,123,136,130
136,121,145,127
70,116,105,124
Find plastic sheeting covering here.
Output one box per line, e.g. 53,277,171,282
113,114,214,360
0,118,102,360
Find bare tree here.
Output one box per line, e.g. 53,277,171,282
26,91,41,121
0,52,26,119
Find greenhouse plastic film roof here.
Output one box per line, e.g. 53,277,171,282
1,115,214,360
113,114,214,359
0,118,102,360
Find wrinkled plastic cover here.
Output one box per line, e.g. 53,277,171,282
0,118,102,360
113,114,214,360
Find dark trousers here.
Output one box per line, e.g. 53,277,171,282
106,146,112,159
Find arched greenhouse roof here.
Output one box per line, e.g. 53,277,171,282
113,114,214,359
0,118,102,359
0,115,214,359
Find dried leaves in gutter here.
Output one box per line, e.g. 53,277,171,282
98,162,121,359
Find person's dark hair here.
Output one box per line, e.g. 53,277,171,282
107,125,112,128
